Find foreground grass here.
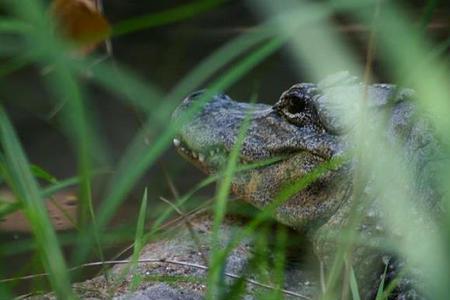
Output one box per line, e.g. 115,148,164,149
0,0,449,299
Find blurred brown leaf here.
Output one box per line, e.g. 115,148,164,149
50,0,111,55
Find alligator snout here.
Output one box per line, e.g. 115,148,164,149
172,89,343,170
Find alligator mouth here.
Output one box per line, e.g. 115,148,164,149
173,137,267,173
173,135,346,230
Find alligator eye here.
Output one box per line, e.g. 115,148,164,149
286,96,307,114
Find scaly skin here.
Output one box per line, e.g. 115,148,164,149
172,73,440,298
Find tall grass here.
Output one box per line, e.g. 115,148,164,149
0,0,448,299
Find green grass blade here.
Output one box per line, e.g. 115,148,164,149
349,265,361,300
85,61,163,114
113,0,227,37
0,105,74,299
375,261,389,300
0,200,21,219
30,164,58,184
129,188,148,290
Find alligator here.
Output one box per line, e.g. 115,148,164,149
171,72,442,299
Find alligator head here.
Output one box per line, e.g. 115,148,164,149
171,73,416,230
173,73,438,231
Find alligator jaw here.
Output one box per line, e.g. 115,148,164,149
173,137,231,173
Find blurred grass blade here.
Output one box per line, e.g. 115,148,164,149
130,188,148,290
0,105,74,299
85,61,163,114
41,176,80,198
0,201,21,219
165,28,275,102
0,18,31,33
30,164,58,184
113,0,227,37
375,262,389,300
349,265,361,300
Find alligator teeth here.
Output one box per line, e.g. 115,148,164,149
198,153,205,162
192,152,198,159
173,138,181,147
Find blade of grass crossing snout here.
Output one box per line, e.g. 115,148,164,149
0,106,74,299
130,188,148,291
112,0,227,37
206,104,253,300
